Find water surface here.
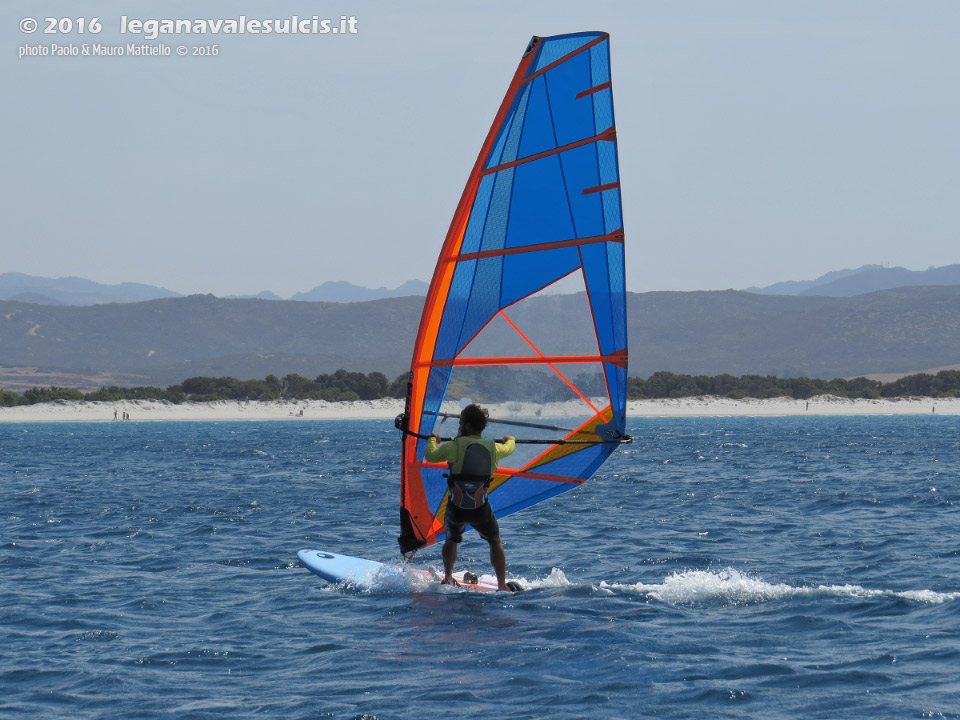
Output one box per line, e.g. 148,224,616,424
2,417,958,719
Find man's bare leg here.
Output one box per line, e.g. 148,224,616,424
489,540,508,591
442,539,459,585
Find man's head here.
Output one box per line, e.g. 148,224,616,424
459,403,489,435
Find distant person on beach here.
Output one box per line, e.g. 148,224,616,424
425,403,515,591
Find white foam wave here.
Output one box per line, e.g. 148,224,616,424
365,566,574,594
510,567,573,590
601,568,960,605
344,564,959,604
409,567,573,593
364,565,435,593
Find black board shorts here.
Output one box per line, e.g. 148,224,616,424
444,502,501,544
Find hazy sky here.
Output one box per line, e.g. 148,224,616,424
4,0,958,297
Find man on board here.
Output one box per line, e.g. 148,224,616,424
425,403,515,591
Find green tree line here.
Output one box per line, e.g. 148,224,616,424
0,370,409,407
2,369,960,408
627,370,960,400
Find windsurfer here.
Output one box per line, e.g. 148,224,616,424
425,403,515,591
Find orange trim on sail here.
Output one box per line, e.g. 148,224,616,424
480,128,616,176
576,80,612,100
418,349,628,369
453,230,624,262
582,181,621,196
408,39,539,412
493,467,588,485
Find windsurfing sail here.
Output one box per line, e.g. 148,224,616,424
397,32,628,555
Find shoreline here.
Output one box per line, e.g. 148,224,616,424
0,395,957,423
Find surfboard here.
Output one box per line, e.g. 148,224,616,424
297,549,521,593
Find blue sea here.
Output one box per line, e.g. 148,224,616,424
2,416,958,719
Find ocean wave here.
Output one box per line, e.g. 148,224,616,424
601,568,960,605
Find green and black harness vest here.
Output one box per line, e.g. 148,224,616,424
446,437,497,510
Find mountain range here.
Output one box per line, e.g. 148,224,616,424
746,264,960,297
5,264,960,307
0,273,430,306
3,286,960,391
0,273,182,306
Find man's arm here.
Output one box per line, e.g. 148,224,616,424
425,435,458,463
495,436,516,460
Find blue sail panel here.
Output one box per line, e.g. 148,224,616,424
504,156,581,248
500,247,582,308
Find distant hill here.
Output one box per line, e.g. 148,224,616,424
745,266,883,295
18,264,960,308
4,287,960,389
0,273,181,306
291,280,428,303
0,294,423,387
799,264,960,297
225,291,285,301
746,264,960,297
628,286,960,378
0,273,430,306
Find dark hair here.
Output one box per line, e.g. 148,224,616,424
460,403,489,433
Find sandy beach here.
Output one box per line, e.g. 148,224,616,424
0,395,957,423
